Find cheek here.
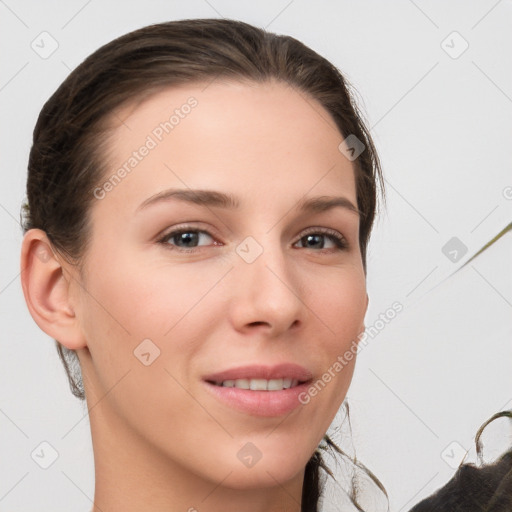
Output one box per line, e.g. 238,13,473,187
310,266,367,345
303,267,366,408
82,251,213,339
77,255,211,436
78,246,228,392
286,267,363,361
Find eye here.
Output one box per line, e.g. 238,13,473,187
158,226,216,252
294,227,348,252
157,225,348,253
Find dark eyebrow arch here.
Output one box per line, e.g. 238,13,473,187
136,188,361,217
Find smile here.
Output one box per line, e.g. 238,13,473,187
202,363,313,416
208,378,302,390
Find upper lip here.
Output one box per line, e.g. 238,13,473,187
203,363,313,384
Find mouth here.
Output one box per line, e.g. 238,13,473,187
201,363,313,416
206,377,307,391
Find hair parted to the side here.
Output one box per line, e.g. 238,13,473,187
21,18,386,511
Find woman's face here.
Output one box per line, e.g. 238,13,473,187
72,80,368,489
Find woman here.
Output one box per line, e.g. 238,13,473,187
20,18,386,511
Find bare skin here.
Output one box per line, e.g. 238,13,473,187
21,79,368,512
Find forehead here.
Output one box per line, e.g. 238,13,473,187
96,80,357,216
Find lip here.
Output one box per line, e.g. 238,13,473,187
202,363,313,417
202,363,313,384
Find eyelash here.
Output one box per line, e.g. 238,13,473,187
157,224,349,254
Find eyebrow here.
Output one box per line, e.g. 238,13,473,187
136,188,362,216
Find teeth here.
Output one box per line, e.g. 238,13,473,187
217,378,300,390
267,378,284,391
250,378,268,391
283,378,293,389
234,379,250,389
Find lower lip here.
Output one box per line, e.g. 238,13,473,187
203,381,311,417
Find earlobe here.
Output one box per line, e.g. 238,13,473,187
20,229,87,350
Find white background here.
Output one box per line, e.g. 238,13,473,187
1,1,511,511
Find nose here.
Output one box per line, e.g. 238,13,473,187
227,238,304,337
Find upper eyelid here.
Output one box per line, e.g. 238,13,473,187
158,224,347,245
156,222,218,240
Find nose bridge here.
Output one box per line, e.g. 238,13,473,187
231,231,304,330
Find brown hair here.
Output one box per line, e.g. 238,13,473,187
21,18,385,511
409,410,512,511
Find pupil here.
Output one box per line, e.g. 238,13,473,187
177,232,198,247
305,234,323,249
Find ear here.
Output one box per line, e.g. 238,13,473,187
20,229,87,350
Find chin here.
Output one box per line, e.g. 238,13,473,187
223,462,306,490
218,448,311,490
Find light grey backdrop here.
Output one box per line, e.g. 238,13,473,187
1,1,511,511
